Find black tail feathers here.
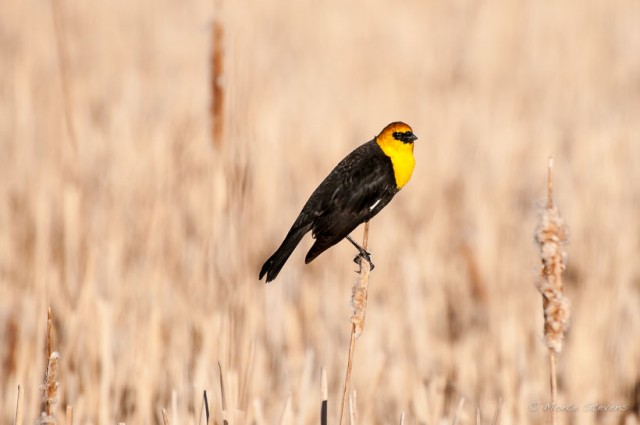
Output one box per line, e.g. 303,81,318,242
304,240,329,264
259,225,309,282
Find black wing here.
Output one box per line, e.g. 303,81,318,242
303,141,399,262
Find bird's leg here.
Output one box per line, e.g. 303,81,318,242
346,235,375,272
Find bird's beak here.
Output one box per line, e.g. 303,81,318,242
401,132,418,143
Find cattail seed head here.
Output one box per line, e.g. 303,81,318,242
40,351,61,425
535,159,570,353
351,259,370,338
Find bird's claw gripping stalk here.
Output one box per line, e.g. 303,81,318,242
353,252,375,273
346,235,375,273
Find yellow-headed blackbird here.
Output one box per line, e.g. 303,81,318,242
259,122,417,282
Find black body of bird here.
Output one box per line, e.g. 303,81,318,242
259,122,416,282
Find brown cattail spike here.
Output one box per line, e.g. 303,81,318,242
210,3,225,148
350,221,371,337
535,158,570,353
40,352,61,425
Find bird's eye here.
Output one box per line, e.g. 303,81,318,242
392,132,399,138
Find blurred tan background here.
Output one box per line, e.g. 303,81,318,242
1,0,639,424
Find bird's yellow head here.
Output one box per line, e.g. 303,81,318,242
375,122,417,189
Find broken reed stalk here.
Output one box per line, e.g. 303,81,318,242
14,385,24,425
535,157,570,425
339,221,371,425
217,362,230,425
210,1,225,148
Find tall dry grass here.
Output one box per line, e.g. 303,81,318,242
1,0,640,424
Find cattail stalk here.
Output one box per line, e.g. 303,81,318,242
340,222,371,425
348,390,357,425
535,157,570,425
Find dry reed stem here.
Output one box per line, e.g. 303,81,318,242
339,222,371,425
40,352,61,424
340,331,357,425
252,399,266,425
239,341,255,411
161,409,170,425
218,363,227,410
279,396,292,425
399,412,405,425
200,391,210,425
348,391,357,425
227,371,238,425
218,362,230,425
171,390,178,425
452,397,465,425
549,350,558,423
490,398,502,425
535,157,570,425
14,385,24,425
476,408,481,425
65,406,72,425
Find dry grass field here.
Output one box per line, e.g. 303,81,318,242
1,0,640,424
